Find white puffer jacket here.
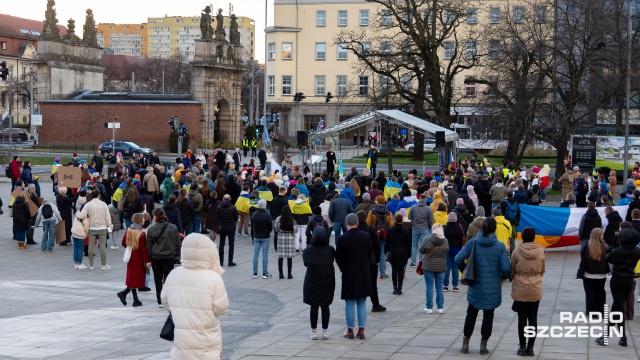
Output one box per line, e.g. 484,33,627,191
161,234,229,360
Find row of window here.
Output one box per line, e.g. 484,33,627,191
313,6,547,28
106,25,144,30
266,75,493,98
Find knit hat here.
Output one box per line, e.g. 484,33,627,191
54,157,61,162
492,207,502,217
456,198,464,205
434,193,442,200
362,193,371,201
73,153,78,157
476,206,485,217
573,166,579,171
165,173,172,178
283,175,289,182
426,171,432,176
432,223,444,237
290,179,296,186
376,195,386,204
135,174,140,179
345,213,359,226
447,212,457,222
258,199,267,209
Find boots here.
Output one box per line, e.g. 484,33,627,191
117,288,130,306
287,258,293,279
17,242,24,250
480,338,489,355
525,341,535,356
278,258,284,279
131,289,142,307
517,344,526,356
460,336,470,354
343,328,354,339
356,327,365,339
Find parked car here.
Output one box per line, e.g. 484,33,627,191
0,128,29,143
98,141,153,158
405,141,437,152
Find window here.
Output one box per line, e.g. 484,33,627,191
360,10,370,26
444,9,455,24
443,41,456,60
315,76,326,96
338,10,348,26
359,76,369,95
337,76,348,96
465,76,477,97
282,76,292,95
176,19,183,23
268,43,275,60
316,11,326,27
380,41,392,53
465,41,477,60
535,6,547,23
380,75,391,94
337,43,348,60
490,7,501,23
381,10,392,25
401,74,412,90
489,40,500,59
487,75,498,97
282,42,292,60
315,43,326,60
359,42,371,58
513,7,525,23
268,76,275,96
1,41,5,50
467,8,478,24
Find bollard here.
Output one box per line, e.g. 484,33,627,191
422,161,426,176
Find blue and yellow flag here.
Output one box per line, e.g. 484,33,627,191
339,157,343,177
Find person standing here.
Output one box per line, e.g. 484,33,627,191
13,193,31,249
455,218,511,355
177,188,196,236
511,227,545,357
56,187,74,246
578,201,602,250
258,147,267,170
418,223,449,314
71,209,89,269
275,206,298,279
326,146,337,178
303,227,336,340
408,194,434,267
356,210,386,313
205,191,221,242
367,195,393,280
558,165,575,199
251,200,273,278
336,213,372,340
117,214,150,307
329,194,354,244
188,185,204,234
9,155,21,194
217,194,239,267
251,137,258,157
385,214,412,295
76,189,114,270
443,212,464,292
367,144,378,175
147,208,180,307
34,199,63,252
92,150,104,175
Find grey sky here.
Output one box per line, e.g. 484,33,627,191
3,0,274,62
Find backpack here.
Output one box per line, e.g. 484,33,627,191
504,200,518,224
530,191,540,204
575,177,589,195
42,203,53,219
5,166,11,178
375,213,389,241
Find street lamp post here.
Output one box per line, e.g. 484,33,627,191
624,0,632,186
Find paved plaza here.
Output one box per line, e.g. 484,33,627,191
1,181,640,359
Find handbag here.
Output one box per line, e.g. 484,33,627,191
123,246,132,263
159,313,175,341
460,241,477,286
416,246,436,276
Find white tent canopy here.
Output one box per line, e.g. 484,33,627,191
308,109,460,142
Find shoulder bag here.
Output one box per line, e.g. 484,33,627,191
460,241,477,285
160,313,174,341
416,245,436,276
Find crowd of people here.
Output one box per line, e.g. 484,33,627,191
6,147,640,358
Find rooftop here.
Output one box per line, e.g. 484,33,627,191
0,13,67,39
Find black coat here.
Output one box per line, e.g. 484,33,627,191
444,221,465,249
163,202,183,233
217,200,239,232
326,151,336,171
358,222,381,263
215,152,226,169
251,208,273,238
303,228,336,306
308,180,326,209
384,224,411,267
270,195,288,220
12,196,31,230
578,208,602,240
267,182,280,198
604,211,623,248
335,228,372,299
204,199,220,232
177,198,196,226
226,181,242,204
607,229,640,279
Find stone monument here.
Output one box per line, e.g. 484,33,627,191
200,6,213,40
229,14,240,45
83,9,98,47
64,19,80,44
214,8,227,43
41,0,60,41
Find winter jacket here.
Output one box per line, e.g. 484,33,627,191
444,221,465,251
270,195,288,220
452,204,471,232
513,189,528,204
123,196,142,220
357,222,381,264
189,189,204,215
408,201,434,230
494,215,513,251
328,197,353,223
161,234,229,360
387,199,401,215
578,243,610,278
340,186,357,209
204,199,220,232
12,196,32,230
146,220,180,259
418,233,449,273
21,165,33,185
177,198,196,226
76,199,113,232
225,181,241,204
303,227,336,306
305,214,330,243
384,224,411,267
143,173,159,193
467,217,484,241
455,233,511,310
308,180,326,209
108,204,122,231
355,200,375,214
489,183,507,203
607,229,640,279
434,211,448,225
604,211,623,248
578,208,602,240
163,201,184,234
251,208,273,239
71,214,90,239
34,202,63,227
162,177,175,205
335,228,372,299
217,200,239,233
430,193,447,214
365,204,394,242
559,169,574,191
510,242,545,302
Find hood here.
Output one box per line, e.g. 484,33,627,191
585,208,600,218
474,233,499,247
600,182,608,190
416,201,427,207
494,183,504,188
471,216,485,227
430,234,445,246
374,204,389,215
402,196,417,203
607,211,623,222
619,229,640,248
180,234,225,275
313,214,324,222
312,180,323,188
312,227,330,246
517,242,544,260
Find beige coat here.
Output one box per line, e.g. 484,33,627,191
161,234,229,360
510,242,545,302
144,173,159,193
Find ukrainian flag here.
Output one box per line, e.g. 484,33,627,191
257,188,273,202
235,194,251,213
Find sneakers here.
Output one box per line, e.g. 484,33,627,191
443,286,449,292
102,264,111,271
438,309,444,314
371,305,387,312
89,266,95,270
110,245,119,250
410,264,416,268
243,233,250,237
424,308,433,314
321,329,329,340
77,264,87,270
310,330,319,340
253,273,258,279
74,264,78,269
158,304,164,308
453,287,459,292
236,232,242,237
139,287,151,292
262,273,272,279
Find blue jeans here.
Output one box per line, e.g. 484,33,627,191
424,271,445,310
379,241,387,276
16,229,26,243
41,220,56,251
253,237,270,274
72,237,85,263
345,297,367,329
333,222,347,245
444,252,459,287
411,228,431,265
192,216,201,234
124,219,132,229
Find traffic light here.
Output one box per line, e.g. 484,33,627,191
255,126,260,134
325,92,334,103
179,123,187,136
310,127,314,133
294,92,306,102
168,116,178,130
0,61,8,81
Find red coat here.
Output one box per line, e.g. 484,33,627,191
122,231,150,288
9,160,20,180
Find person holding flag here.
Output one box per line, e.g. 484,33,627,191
367,144,379,175
326,146,337,178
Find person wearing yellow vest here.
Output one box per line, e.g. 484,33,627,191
492,207,513,253
251,138,258,157
234,186,252,237
242,137,249,157
291,194,312,253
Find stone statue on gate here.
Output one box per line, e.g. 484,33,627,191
214,8,227,43
41,0,61,41
83,9,98,47
64,19,80,43
229,14,240,45
200,6,213,40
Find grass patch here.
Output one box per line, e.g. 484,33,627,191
355,152,557,167
4,156,72,166
595,159,631,171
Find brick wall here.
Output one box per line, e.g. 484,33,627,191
39,101,202,151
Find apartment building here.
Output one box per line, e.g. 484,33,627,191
97,23,148,57
265,0,552,140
